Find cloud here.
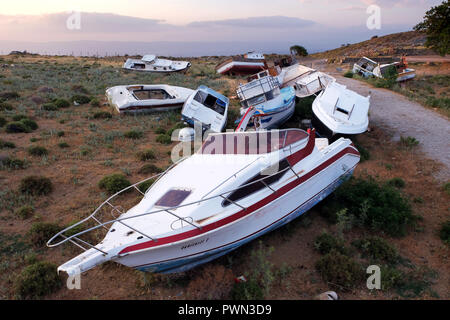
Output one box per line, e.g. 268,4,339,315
188,16,315,29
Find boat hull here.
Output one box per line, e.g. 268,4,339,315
114,151,358,273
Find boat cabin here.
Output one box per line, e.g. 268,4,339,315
237,74,281,109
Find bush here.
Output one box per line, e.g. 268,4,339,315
21,118,38,131
439,221,450,245
0,116,6,127
12,114,28,121
294,96,315,119
15,205,34,220
0,91,20,100
5,121,31,133
1,157,25,170
14,261,62,299
90,98,100,107
231,278,264,300
314,232,348,255
27,222,61,247
343,71,354,78
154,127,166,134
386,177,406,189
124,130,143,139
54,99,70,108
19,176,53,196
156,133,172,145
0,102,13,111
138,179,155,193
0,139,15,149
325,176,415,236
71,95,91,105
442,182,450,195
58,142,69,149
93,111,112,119
352,237,399,264
400,136,419,149
353,140,370,162
57,131,65,137
98,174,131,194
28,146,48,156
315,250,364,288
41,103,58,111
138,164,163,175
136,149,156,161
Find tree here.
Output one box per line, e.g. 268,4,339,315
414,0,449,56
290,45,308,57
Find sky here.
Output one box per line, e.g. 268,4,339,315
0,0,443,56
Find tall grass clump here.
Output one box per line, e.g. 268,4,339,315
14,261,62,299
98,173,131,194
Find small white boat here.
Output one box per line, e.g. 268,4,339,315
181,86,229,133
48,128,360,275
235,70,296,131
106,84,194,113
353,56,415,82
123,55,191,73
312,82,370,137
216,52,267,76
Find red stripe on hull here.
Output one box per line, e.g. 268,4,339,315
119,146,359,255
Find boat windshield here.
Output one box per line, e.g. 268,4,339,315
198,130,308,155
194,90,227,115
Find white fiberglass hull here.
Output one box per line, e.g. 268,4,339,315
112,143,359,273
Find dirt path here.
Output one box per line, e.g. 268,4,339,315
312,61,450,182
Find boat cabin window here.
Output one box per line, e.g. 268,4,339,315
194,90,226,115
222,159,290,207
199,130,308,155
133,89,173,100
155,189,191,207
132,63,146,70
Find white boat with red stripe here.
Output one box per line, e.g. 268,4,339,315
48,128,360,276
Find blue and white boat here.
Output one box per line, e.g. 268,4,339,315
235,70,296,131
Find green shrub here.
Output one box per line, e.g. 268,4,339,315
71,95,91,105
28,146,48,156
138,164,163,175
315,250,364,288
93,111,112,119
15,205,34,220
156,133,172,145
19,176,53,196
27,222,61,247
14,261,62,299
98,174,131,194
314,232,348,255
58,142,69,149
325,176,415,236
294,96,315,119
0,116,6,127
54,99,70,108
380,265,404,290
136,149,156,161
41,103,58,111
57,131,65,137
154,127,166,134
386,177,406,189
0,102,13,111
400,136,419,149
5,121,31,133
20,118,38,131
1,157,25,170
443,182,450,196
343,71,354,78
352,237,399,264
231,279,264,300
0,91,20,100
138,179,155,193
12,114,28,121
90,98,100,107
353,140,370,162
439,221,450,245
124,130,143,139
0,139,15,149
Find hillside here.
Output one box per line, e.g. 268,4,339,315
311,31,434,61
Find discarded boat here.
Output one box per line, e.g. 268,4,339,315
312,82,370,138
280,64,336,98
181,85,229,133
106,84,194,113
235,70,296,131
48,128,360,275
123,55,191,73
216,52,267,76
352,56,415,82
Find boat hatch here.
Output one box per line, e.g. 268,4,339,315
155,189,192,207
199,129,308,155
132,89,174,100
194,91,226,115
